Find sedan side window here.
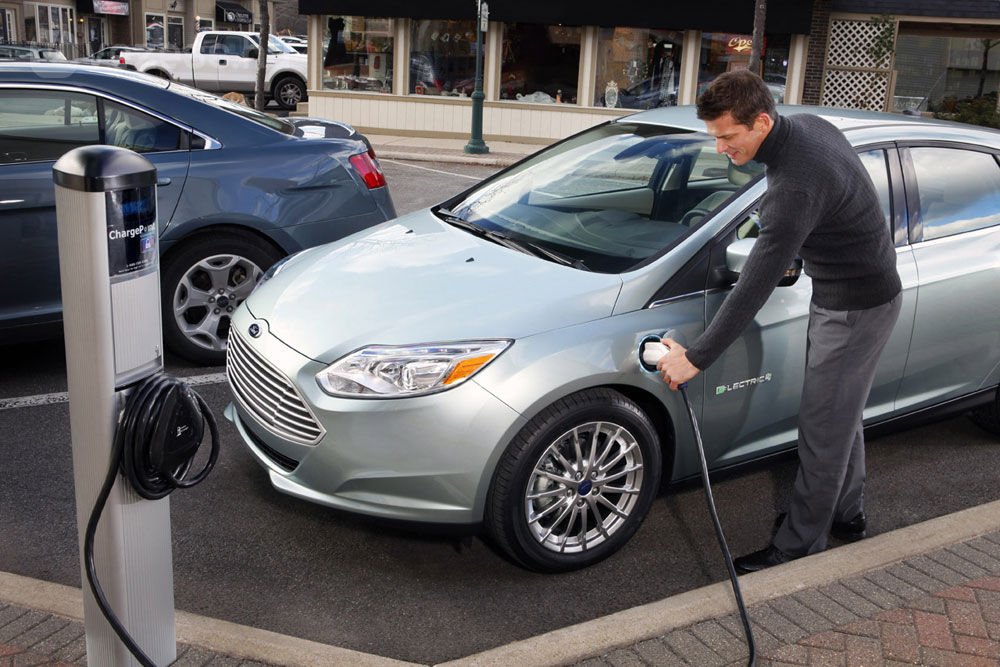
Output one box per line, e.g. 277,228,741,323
857,149,892,231
909,147,1000,242
0,90,99,163
104,100,182,153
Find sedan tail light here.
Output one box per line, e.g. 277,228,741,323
349,152,387,189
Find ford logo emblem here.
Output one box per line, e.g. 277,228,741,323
248,323,261,338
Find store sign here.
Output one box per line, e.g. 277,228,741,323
93,0,130,15
725,36,753,54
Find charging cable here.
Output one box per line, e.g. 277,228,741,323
642,341,757,667
84,373,220,667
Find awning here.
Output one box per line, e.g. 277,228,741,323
296,0,813,34
77,0,130,15
217,1,253,24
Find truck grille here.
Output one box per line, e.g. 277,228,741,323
227,330,325,446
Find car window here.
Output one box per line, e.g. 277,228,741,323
0,90,99,163
909,147,1000,242
857,149,892,231
104,100,182,153
199,35,219,54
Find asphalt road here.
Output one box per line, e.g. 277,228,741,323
1,159,999,664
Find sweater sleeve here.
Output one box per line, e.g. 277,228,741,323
685,188,816,370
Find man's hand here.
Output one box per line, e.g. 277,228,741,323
655,338,700,391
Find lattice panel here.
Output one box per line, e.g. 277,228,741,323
821,69,890,111
826,19,893,71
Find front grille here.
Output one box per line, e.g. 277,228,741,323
227,329,325,446
243,422,300,472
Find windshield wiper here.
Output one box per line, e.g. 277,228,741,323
437,208,590,271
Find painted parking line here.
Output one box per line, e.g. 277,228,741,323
0,372,228,411
380,158,484,180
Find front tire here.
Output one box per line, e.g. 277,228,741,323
486,388,662,572
273,75,305,110
161,233,282,366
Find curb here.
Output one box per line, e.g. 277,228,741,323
374,149,524,168
3,499,1000,666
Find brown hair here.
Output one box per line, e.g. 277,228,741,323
696,69,776,128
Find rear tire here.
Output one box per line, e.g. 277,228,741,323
161,233,282,366
273,75,305,110
969,388,1000,436
485,388,662,572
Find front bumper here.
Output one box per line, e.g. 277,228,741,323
224,314,524,524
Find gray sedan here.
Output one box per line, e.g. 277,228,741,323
226,106,1000,571
0,62,395,364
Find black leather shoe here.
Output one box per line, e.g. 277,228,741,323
734,544,797,574
830,512,867,542
771,512,868,542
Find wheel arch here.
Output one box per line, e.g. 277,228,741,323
475,381,679,522
160,221,291,267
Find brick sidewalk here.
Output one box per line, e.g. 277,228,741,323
0,604,273,667
580,532,1000,666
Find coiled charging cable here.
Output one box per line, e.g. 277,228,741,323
84,373,220,667
643,340,757,667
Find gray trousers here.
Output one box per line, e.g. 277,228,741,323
773,294,902,556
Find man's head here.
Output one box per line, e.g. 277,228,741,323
697,70,776,166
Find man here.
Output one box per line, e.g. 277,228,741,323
657,70,902,573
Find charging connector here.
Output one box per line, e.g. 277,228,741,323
85,373,219,667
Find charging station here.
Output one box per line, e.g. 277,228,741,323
53,145,175,666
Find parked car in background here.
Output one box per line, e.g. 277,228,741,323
76,45,148,67
120,31,308,109
0,62,394,364
226,105,1000,572
0,45,67,62
278,36,308,54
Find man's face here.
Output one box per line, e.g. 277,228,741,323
704,111,772,166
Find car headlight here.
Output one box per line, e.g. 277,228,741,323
316,340,512,398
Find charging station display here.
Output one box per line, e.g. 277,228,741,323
106,186,157,278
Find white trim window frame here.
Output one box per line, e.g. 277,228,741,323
1,8,17,43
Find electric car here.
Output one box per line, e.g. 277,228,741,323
0,62,394,365
225,106,1000,572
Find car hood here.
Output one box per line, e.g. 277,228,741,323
245,211,623,362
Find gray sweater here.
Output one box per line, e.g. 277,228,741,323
685,113,902,371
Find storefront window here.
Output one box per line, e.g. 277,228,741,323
894,33,1000,113
596,28,682,109
26,4,74,45
0,9,16,43
699,32,787,102
501,23,580,103
197,18,213,32
167,17,183,51
146,13,164,49
323,15,394,93
409,19,476,96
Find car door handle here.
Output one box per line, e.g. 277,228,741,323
218,58,227,65
157,177,172,187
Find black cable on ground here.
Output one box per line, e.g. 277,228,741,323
679,384,757,667
83,373,220,667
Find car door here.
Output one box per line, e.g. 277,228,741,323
0,89,101,328
697,146,917,467
894,144,1000,410
215,34,257,92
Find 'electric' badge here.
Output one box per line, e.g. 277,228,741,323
248,323,261,338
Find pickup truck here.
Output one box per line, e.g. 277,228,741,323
120,31,307,109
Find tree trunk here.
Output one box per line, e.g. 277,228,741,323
748,0,767,75
255,0,271,111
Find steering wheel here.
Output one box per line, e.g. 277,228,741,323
679,207,713,227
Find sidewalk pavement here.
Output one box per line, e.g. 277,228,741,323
3,137,1000,666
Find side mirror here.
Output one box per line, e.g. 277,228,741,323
246,47,259,59
725,238,803,287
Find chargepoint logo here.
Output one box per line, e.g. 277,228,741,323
108,223,154,241
716,373,773,396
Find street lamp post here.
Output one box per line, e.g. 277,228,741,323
464,0,489,154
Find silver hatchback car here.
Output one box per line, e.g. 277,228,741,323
225,106,1000,572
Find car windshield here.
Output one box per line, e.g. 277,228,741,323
165,79,295,134
247,34,297,54
441,122,763,273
